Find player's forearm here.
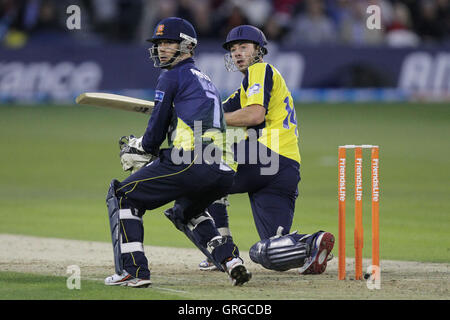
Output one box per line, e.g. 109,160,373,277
224,104,265,127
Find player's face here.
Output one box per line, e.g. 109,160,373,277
230,42,258,71
157,40,179,64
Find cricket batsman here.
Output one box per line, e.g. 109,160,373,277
104,17,251,287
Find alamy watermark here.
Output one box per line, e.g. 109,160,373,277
66,4,381,33
66,265,81,290
365,265,381,290
66,5,81,30
170,122,280,175
366,5,382,30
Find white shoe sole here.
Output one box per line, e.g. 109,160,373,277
105,274,151,288
124,279,152,288
199,264,219,271
299,232,335,275
104,273,133,286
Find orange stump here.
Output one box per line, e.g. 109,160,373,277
371,146,380,278
338,145,380,280
338,147,346,280
354,147,363,280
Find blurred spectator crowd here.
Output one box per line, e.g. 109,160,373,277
1,0,449,48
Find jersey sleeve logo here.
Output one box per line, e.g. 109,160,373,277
155,90,165,101
156,24,164,35
247,83,261,97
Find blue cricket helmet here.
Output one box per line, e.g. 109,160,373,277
147,17,197,68
222,25,268,55
147,17,197,46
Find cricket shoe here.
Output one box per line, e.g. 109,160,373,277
104,271,151,288
199,257,219,271
298,231,335,275
224,257,252,286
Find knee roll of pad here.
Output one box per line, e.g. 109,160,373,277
249,234,310,271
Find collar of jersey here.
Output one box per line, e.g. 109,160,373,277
171,57,195,69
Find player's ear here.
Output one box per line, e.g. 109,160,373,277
255,45,263,61
188,43,195,56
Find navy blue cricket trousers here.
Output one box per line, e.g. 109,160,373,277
117,149,233,217
208,139,301,241
113,148,235,278
231,156,300,240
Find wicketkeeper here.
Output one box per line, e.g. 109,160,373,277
104,17,251,287
199,25,335,275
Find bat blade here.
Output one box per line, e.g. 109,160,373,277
76,92,154,115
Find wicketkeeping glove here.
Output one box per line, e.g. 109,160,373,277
119,135,157,174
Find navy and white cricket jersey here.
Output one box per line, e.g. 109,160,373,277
141,58,236,171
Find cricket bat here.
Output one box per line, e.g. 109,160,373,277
76,92,154,115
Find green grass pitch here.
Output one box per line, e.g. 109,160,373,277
0,102,448,261
0,102,449,299
0,271,185,300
